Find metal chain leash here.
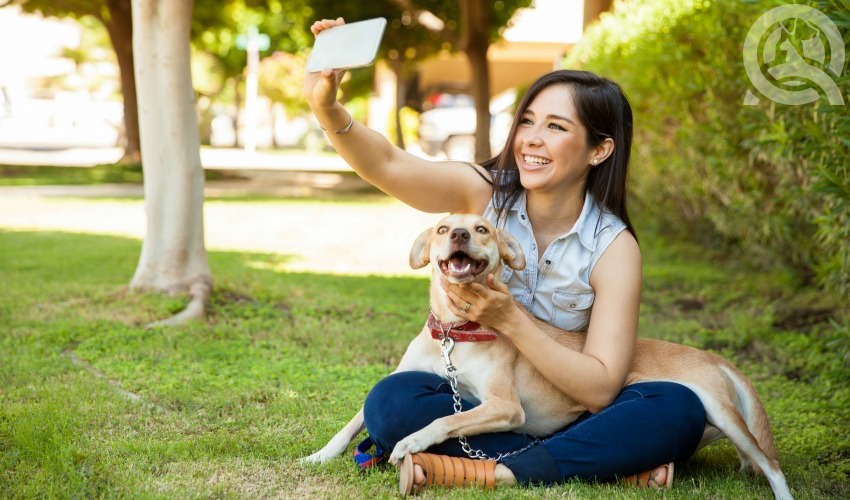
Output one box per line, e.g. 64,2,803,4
437,322,541,462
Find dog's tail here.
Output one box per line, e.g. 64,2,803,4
717,363,795,498
718,363,780,474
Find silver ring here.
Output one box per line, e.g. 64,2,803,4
462,302,471,313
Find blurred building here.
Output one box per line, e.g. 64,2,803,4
417,0,585,98
0,5,121,149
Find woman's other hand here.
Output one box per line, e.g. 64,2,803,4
441,274,520,334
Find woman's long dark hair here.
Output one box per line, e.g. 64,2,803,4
482,70,636,240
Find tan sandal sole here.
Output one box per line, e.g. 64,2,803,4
398,452,415,496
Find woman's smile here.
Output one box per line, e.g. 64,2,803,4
521,154,553,170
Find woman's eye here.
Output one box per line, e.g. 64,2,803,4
476,226,488,234
519,117,533,125
548,123,566,131
437,226,448,234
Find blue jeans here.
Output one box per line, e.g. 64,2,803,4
363,371,706,485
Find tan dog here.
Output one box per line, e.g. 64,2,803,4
303,214,792,500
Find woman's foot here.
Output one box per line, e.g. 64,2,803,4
621,462,674,489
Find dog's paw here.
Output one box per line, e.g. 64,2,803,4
390,434,428,465
299,451,331,464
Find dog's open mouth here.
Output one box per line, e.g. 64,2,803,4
439,251,489,281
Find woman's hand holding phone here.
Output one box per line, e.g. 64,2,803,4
304,17,348,112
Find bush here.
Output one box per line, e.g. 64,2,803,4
564,0,850,297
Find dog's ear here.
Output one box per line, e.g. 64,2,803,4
409,227,433,269
497,229,526,271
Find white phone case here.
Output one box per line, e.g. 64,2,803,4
306,18,387,73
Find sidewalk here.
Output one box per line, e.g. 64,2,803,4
0,144,440,276
0,146,354,172
0,184,436,277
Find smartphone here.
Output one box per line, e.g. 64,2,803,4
306,18,387,73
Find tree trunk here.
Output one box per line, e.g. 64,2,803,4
130,0,211,327
103,0,141,162
390,58,406,150
460,0,492,163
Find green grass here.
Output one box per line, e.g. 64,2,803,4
1,227,848,498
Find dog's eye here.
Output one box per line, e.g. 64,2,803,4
476,226,488,234
437,226,448,234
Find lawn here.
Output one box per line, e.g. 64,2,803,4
1,222,848,498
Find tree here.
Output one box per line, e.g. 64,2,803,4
459,0,492,162
256,51,310,117
403,0,532,161
130,0,211,326
6,0,141,162
190,0,312,145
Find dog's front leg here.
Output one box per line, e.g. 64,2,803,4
301,407,366,463
389,397,525,464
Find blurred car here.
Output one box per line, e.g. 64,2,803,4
417,89,516,161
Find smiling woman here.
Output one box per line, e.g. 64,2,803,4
302,17,711,495
486,71,634,247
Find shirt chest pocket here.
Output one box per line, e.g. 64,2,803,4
551,289,595,332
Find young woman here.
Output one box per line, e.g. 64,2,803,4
304,17,706,495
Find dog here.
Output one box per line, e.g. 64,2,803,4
303,213,792,500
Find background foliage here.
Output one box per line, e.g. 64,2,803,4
565,0,850,299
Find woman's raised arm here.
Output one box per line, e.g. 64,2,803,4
304,18,492,214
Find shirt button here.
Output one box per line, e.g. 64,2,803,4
569,303,577,308
531,244,536,250
545,259,551,265
520,214,526,220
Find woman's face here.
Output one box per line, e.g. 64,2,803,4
512,85,597,195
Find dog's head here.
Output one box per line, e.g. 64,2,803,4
409,214,526,284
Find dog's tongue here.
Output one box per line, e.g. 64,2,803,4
448,255,474,276
442,253,488,280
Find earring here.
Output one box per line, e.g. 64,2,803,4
591,158,599,165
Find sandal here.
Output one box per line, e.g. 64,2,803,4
621,461,674,489
398,452,497,496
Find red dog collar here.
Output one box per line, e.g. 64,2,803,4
428,312,497,342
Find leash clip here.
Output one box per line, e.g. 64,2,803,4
440,333,455,360
439,328,459,381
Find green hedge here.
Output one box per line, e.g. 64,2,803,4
565,0,849,297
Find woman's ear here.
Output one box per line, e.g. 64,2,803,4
409,227,433,269
497,230,526,271
590,137,615,166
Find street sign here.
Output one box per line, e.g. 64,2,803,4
236,26,270,52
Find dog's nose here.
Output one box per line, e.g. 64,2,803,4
450,228,470,242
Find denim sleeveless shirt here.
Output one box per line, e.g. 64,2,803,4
483,191,627,332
